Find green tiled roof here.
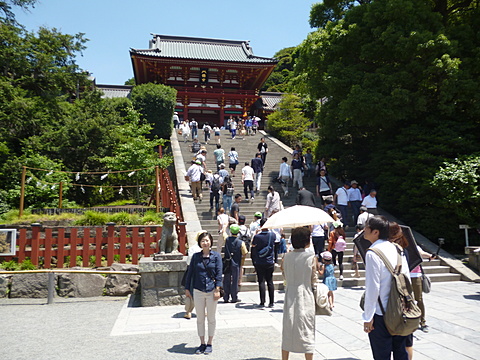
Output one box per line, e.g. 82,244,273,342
131,34,277,64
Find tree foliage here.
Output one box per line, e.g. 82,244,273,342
0,9,174,211
262,47,297,92
431,155,480,226
266,94,311,147
296,0,480,248
131,83,177,140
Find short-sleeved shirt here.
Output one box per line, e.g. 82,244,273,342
213,149,225,162
186,164,203,182
242,166,254,181
228,151,238,164
230,202,240,218
362,195,377,209
335,187,350,206
258,142,268,153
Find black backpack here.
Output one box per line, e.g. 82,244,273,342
211,177,221,193
238,228,251,250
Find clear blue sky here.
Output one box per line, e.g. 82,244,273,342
15,0,315,85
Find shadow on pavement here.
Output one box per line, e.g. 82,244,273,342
167,343,196,355
171,311,197,319
463,292,480,301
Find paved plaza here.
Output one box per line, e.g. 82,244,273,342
1,281,479,359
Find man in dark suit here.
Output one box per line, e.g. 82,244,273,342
296,187,316,207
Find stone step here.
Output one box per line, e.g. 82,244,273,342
179,130,465,291
239,280,285,292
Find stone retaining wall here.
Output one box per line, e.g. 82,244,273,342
0,263,140,299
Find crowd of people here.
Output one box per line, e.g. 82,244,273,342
181,125,434,360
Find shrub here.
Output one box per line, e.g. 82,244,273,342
74,211,109,226
108,212,132,225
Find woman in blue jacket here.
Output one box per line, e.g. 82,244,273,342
185,231,223,355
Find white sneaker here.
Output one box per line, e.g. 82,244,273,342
339,275,344,280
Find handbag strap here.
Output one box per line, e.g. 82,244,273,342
202,256,217,285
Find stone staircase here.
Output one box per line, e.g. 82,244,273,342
176,129,461,291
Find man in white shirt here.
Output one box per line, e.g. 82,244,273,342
277,157,291,196
241,162,255,202
349,180,363,224
357,206,372,227
334,182,351,225
362,189,378,215
185,160,204,202
363,216,410,360
172,112,179,129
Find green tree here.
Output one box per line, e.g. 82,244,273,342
262,47,297,92
296,0,480,247
131,83,177,139
266,94,310,147
124,77,135,86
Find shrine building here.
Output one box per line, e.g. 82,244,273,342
130,34,278,126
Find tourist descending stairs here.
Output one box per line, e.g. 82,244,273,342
175,129,461,291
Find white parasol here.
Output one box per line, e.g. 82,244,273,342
262,205,335,229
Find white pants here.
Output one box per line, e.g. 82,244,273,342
193,289,218,337
293,169,303,189
254,172,262,191
185,295,194,313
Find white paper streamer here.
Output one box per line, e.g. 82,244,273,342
46,170,53,176
81,186,85,194
50,185,56,190
119,186,123,195
128,171,135,177
99,187,103,194
100,173,109,180
26,177,32,183
76,172,80,181
139,186,142,192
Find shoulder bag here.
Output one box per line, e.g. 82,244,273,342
420,265,431,293
258,232,274,258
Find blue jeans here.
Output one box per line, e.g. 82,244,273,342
368,314,408,360
191,127,197,139
223,195,232,213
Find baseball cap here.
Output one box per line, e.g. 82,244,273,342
254,212,262,218
230,224,240,234
360,206,368,212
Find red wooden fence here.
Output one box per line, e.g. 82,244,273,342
2,222,187,268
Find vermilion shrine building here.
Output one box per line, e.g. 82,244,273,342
129,34,278,126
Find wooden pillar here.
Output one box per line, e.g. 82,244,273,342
183,105,189,121
19,166,26,218
31,223,41,266
58,181,63,209
106,222,115,266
